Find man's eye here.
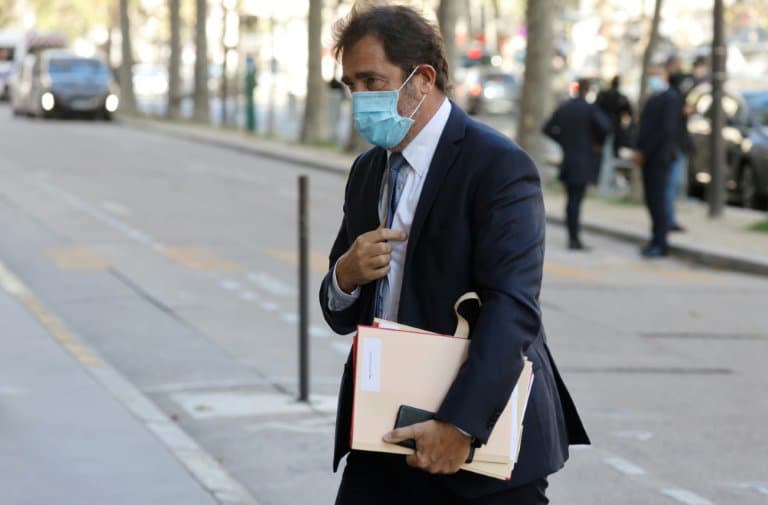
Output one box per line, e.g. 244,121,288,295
366,78,383,90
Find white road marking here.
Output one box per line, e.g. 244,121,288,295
259,301,279,312
101,200,132,217
611,430,653,441
279,312,298,324
35,179,158,247
603,456,646,476
247,271,296,297
734,482,768,495
220,279,240,291
331,341,350,356
661,488,714,505
309,325,331,339
240,290,259,301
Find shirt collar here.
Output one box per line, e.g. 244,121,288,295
390,98,451,178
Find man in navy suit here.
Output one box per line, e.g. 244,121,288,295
634,65,683,257
543,79,611,250
319,5,589,504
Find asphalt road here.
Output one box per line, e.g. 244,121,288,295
0,105,766,505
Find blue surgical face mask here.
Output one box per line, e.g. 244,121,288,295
351,67,427,149
646,75,667,94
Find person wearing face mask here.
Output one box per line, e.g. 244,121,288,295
320,5,588,504
633,63,684,258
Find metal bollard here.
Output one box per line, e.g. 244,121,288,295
298,175,310,402
245,55,257,133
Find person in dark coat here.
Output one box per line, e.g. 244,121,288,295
543,79,611,250
595,76,634,195
666,56,696,232
634,65,683,258
596,76,633,157
321,5,589,504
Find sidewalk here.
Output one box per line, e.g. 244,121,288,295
118,116,768,277
0,261,259,505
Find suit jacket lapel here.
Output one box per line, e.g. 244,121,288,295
358,148,388,236
404,104,467,268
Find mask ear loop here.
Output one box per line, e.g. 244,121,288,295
399,65,428,119
398,66,421,91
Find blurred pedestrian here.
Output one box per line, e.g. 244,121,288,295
543,79,611,250
595,76,634,196
665,56,695,232
692,55,709,86
634,64,683,258
320,5,589,504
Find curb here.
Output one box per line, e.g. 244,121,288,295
546,214,768,277
116,116,352,176
0,259,263,505
119,116,768,278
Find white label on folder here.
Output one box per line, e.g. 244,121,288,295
361,338,382,392
509,385,520,457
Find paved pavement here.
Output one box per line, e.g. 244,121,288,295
118,114,768,277
0,262,254,505
1,105,767,505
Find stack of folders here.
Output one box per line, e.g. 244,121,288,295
350,319,534,480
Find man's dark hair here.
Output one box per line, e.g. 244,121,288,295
577,78,591,97
610,76,620,90
333,5,451,94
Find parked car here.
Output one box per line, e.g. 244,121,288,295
685,84,768,209
456,68,518,115
11,50,119,119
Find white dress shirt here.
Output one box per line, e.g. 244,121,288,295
328,98,452,321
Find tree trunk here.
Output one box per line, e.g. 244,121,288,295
300,0,327,144
193,0,210,122
118,0,137,114
638,0,664,108
516,0,555,169
167,0,182,119
438,0,459,82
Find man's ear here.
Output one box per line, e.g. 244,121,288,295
417,65,437,93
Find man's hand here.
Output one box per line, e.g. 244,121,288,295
632,150,645,167
383,420,472,474
335,228,407,293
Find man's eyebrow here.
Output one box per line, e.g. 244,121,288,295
354,71,383,80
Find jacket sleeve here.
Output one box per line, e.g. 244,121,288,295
542,107,562,143
435,146,545,444
318,156,366,335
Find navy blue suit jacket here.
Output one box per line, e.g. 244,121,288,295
636,88,683,171
543,97,611,185
319,104,589,497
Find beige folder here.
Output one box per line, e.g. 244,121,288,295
351,321,533,479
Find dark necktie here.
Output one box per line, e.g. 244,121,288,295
373,153,407,318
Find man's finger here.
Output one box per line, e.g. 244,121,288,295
378,228,408,242
367,254,391,269
383,425,417,444
405,453,429,470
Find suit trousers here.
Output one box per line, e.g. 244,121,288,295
642,163,670,250
335,451,549,505
564,183,587,243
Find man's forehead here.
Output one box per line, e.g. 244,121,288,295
341,36,393,74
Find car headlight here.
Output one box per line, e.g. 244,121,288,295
105,94,119,112
41,92,55,111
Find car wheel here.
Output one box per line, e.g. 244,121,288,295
739,164,758,209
